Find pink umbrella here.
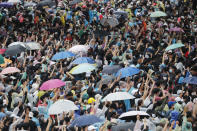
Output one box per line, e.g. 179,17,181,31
169,27,184,32
0,49,6,54
40,79,65,91
0,67,20,75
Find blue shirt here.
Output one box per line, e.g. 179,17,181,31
32,117,40,127
0,112,6,120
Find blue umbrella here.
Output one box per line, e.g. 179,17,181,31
182,77,197,85
70,115,102,127
71,57,95,64
115,67,140,79
52,51,75,61
0,2,13,8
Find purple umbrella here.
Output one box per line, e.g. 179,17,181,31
40,79,65,91
169,27,184,32
0,2,13,8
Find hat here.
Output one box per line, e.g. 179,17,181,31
88,125,97,131
175,97,183,102
88,97,96,104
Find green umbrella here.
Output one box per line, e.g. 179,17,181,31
150,11,167,17
165,43,185,51
0,55,4,64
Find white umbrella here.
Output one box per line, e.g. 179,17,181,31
48,99,78,115
25,42,41,50
8,0,20,3
8,42,26,48
102,92,135,102
69,45,89,54
119,111,150,120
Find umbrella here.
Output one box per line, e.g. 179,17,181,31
8,42,26,48
40,79,65,91
0,67,20,75
0,49,6,54
111,122,135,131
101,17,119,27
69,45,89,54
114,11,128,18
8,0,20,3
0,2,13,8
5,45,26,56
102,65,122,75
71,57,95,64
0,55,4,64
115,67,140,79
24,2,37,7
37,0,56,8
69,0,81,5
48,99,78,115
102,92,135,102
52,51,75,61
165,43,185,51
69,63,96,75
182,77,197,85
70,115,102,127
96,75,115,88
169,27,184,32
150,11,167,17
119,111,150,121
24,42,41,50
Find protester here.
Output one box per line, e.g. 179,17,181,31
0,0,197,131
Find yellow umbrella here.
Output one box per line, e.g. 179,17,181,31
37,91,46,98
69,63,97,75
0,58,12,68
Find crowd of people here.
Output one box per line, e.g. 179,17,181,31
0,0,197,131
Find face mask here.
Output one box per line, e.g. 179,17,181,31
169,69,172,73
121,88,126,92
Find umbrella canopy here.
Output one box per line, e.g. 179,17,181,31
102,65,122,75
8,42,26,48
102,92,135,102
0,67,20,75
114,11,128,18
165,43,185,51
115,67,140,79
0,49,6,54
25,42,41,50
96,75,115,88
69,0,81,5
69,45,89,54
37,0,55,8
71,115,102,127
150,11,167,17
101,17,119,27
5,45,26,56
48,99,78,115
0,2,13,8
0,55,4,64
182,77,197,85
111,122,135,131
40,79,65,91
119,111,150,121
169,27,184,32
24,2,37,7
69,63,96,75
52,51,75,61
8,0,20,3
71,57,95,64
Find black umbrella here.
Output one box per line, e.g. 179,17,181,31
69,0,81,5
102,65,122,75
5,45,26,56
96,75,115,88
37,0,55,8
111,122,135,131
